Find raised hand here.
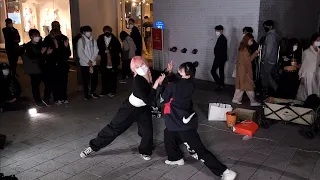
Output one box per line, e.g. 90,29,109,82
47,48,53,55
64,39,69,47
41,47,47,54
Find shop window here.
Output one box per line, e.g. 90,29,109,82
1,0,72,53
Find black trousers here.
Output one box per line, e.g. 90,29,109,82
7,52,19,75
90,100,153,155
211,60,226,86
121,59,131,79
164,129,227,176
29,74,49,103
81,66,98,96
276,71,299,99
101,67,117,94
54,68,69,101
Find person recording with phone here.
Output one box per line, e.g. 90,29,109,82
43,21,71,105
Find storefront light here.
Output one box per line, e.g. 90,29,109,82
132,2,136,7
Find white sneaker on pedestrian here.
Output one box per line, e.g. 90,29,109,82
80,147,93,158
119,79,127,84
232,100,242,105
250,102,261,107
221,169,237,180
165,159,185,166
108,93,115,98
140,154,151,161
55,100,63,105
63,100,70,104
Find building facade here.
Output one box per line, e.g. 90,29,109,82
153,0,320,84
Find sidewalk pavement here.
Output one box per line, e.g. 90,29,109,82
0,56,320,180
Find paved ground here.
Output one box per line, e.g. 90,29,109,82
1,54,320,180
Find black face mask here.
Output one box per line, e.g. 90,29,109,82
105,32,111,37
264,27,270,32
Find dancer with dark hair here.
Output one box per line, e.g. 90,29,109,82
160,61,237,180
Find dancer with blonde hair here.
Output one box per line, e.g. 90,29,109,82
80,56,165,160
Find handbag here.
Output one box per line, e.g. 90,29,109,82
208,103,233,121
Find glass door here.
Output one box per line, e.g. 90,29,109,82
119,0,153,63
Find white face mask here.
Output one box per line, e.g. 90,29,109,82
33,36,41,43
129,24,134,29
293,45,298,52
242,34,246,38
314,41,320,47
136,65,149,76
215,31,221,37
84,32,92,38
2,69,9,76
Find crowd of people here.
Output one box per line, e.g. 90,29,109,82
211,20,320,105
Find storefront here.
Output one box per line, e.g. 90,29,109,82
0,0,72,50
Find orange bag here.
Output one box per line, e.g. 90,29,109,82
233,120,258,137
226,112,236,128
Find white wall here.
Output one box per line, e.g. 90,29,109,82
153,0,261,84
78,0,118,39
258,0,320,40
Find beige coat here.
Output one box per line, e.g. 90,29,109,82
235,48,258,91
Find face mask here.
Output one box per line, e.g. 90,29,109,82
215,31,221,36
264,27,269,32
129,25,134,29
293,45,298,52
242,34,246,38
2,69,9,76
314,41,320,47
105,32,111,37
33,37,41,43
136,65,149,76
84,32,92,38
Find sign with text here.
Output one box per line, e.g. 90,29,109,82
152,28,163,51
154,21,165,30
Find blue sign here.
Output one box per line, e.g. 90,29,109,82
155,21,165,30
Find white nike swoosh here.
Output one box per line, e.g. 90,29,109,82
183,112,196,124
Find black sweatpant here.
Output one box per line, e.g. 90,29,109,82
7,51,19,76
89,100,153,155
54,69,69,101
211,60,226,87
101,67,117,94
29,74,48,103
81,66,98,96
121,59,131,80
164,129,227,176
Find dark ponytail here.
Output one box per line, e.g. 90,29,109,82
179,61,199,78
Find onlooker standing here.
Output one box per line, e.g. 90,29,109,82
73,32,83,92
211,25,228,91
119,31,136,83
21,29,52,107
296,33,320,101
97,26,121,97
128,18,142,56
261,20,279,97
276,38,302,99
232,34,261,106
142,16,153,55
77,26,99,100
242,27,261,95
43,21,71,105
2,18,21,76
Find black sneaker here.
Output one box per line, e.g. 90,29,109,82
35,101,46,107
43,100,52,106
91,93,99,99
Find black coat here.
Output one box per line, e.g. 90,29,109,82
214,34,228,62
42,34,71,71
130,26,142,53
97,34,122,69
0,75,21,102
2,27,20,53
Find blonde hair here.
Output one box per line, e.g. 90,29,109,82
130,56,152,83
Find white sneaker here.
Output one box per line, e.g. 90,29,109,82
55,100,63,105
232,100,242,105
63,100,70,104
80,147,93,158
140,154,151,161
250,102,261,107
221,169,237,180
165,159,185,166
